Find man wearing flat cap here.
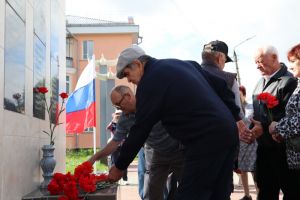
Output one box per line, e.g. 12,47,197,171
108,45,247,200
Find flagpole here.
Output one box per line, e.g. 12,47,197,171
93,126,97,173
66,54,97,173
91,55,97,174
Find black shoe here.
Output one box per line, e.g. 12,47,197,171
240,195,252,200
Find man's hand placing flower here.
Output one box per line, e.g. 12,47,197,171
108,165,124,183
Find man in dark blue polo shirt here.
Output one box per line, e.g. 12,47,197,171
108,45,248,200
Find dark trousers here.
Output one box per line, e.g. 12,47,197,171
167,173,180,200
175,144,236,200
144,144,184,200
256,145,300,200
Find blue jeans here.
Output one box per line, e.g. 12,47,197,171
138,148,146,200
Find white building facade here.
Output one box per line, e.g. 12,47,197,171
0,0,66,199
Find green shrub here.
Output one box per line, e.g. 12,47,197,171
66,148,108,174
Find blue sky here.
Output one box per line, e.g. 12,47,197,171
66,0,300,100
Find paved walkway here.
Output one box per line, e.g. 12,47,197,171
116,161,140,200
116,161,282,200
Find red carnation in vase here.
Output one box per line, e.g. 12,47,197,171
38,87,48,94
60,92,69,99
35,87,68,145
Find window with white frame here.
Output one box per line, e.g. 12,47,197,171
66,76,70,94
84,127,93,132
82,40,94,60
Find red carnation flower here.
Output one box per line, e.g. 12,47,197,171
48,162,104,199
37,86,68,145
37,87,48,94
63,181,78,200
58,196,69,200
74,161,93,180
257,92,279,121
257,92,279,108
60,92,69,99
48,179,62,195
79,175,96,192
95,173,108,182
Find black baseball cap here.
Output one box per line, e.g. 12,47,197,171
203,40,233,63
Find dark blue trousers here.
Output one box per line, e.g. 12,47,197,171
175,144,236,200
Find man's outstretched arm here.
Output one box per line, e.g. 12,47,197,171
88,140,121,164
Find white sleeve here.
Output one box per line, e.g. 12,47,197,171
231,80,244,118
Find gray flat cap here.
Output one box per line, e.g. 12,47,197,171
116,45,145,79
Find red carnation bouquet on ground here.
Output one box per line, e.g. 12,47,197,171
48,161,108,200
257,92,279,122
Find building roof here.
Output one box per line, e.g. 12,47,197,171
66,15,135,27
66,15,141,44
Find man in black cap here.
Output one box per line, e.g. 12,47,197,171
108,45,249,200
203,40,233,62
201,40,243,125
201,40,245,198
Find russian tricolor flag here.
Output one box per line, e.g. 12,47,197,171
66,57,96,133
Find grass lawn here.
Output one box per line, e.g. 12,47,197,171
66,148,108,174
